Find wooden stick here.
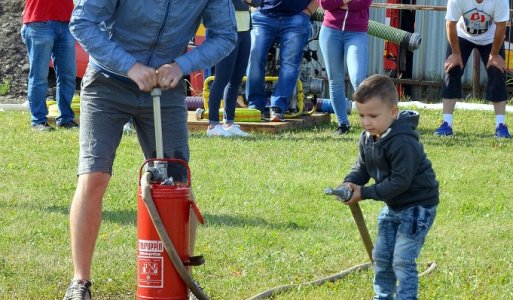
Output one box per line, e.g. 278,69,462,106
349,203,374,263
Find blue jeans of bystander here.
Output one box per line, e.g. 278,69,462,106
319,26,368,126
372,205,437,300
245,11,310,113
21,21,76,126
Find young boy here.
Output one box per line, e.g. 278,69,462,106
341,74,439,299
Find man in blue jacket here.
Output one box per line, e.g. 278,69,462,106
63,1,236,298
245,0,318,121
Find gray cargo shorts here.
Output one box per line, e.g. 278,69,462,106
78,65,189,176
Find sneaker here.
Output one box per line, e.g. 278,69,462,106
269,107,284,122
57,121,79,129
495,123,511,138
224,124,249,137
334,124,350,135
207,124,229,137
31,122,55,132
63,280,91,300
434,122,453,136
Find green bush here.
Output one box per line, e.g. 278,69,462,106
0,78,11,96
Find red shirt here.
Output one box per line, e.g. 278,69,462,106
22,0,74,24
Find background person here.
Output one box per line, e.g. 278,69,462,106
436,0,511,138
245,0,318,122
21,0,77,131
63,0,236,298
207,0,262,137
318,0,372,135
341,74,439,299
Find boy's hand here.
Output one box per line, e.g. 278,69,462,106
343,183,362,205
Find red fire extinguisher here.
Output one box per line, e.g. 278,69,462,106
136,88,206,300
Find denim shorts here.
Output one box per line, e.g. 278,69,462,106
77,65,189,176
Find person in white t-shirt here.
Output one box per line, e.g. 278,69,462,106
436,0,511,138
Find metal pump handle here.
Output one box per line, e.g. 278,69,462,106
151,88,164,159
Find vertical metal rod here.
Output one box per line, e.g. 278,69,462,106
151,88,164,159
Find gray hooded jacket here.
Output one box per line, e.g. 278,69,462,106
344,110,439,211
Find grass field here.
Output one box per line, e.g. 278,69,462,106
0,108,512,299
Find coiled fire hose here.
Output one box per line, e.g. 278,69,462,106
310,9,421,51
246,262,436,300
245,190,436,300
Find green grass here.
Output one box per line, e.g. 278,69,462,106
0,78,11,96
0,108,512,299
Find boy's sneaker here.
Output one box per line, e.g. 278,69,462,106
224,124,249,137
63,280,91,300
57,121,79,129
334,124,350,135
31,122,55,132
269,107,284,122
495,123,511,138
207,124,229,137
434,122,453,136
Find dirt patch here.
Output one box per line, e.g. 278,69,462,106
0,0,28,104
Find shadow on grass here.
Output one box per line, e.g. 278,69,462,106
5,202,305,229
190,128,360,143
202,212,307,230
418,128,510,147
0,200,137,226
43,204,137,226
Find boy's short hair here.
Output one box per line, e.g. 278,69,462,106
353,74,398,107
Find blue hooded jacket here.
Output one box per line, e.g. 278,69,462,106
69,0,237,78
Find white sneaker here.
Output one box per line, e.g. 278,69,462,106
224,124,249,137
207,124,229,137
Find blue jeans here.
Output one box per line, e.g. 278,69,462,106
245,11,310,113
319,26,368,126
208,30,251,124
21,21,76,126
373,205,437,300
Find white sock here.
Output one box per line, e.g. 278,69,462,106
442,114,453,127
496,115,506,127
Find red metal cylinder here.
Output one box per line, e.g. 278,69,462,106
136,184,191,300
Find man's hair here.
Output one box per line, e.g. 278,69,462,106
353,74,398,107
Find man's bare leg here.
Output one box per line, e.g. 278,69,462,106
70,172,110,280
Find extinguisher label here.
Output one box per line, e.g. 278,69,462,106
138,256,164,288
138,239,164,253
